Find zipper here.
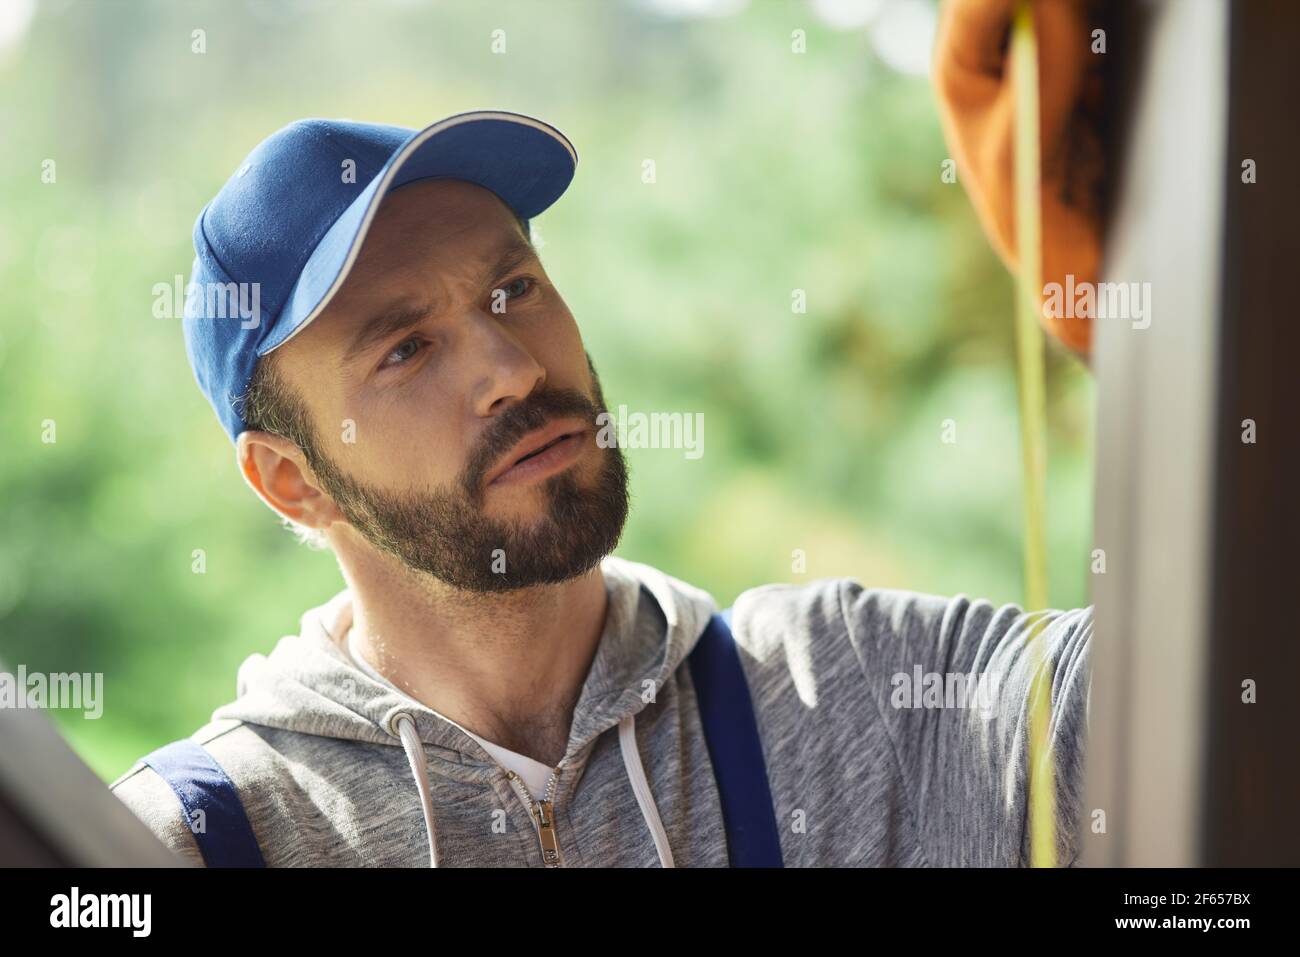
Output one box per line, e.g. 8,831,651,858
505,767,564,867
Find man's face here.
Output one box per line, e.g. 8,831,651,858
264,178,629,591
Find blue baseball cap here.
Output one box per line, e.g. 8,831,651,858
181,110,578,442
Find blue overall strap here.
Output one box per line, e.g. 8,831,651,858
140,738,265,868
688,609,784,867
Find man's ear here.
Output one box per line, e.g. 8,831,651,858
235,430,343,531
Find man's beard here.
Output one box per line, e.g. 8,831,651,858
303,363,629,592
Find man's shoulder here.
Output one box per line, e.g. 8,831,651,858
108,718,256,865
109,715,358,805
724,578,875,704
109,714,394,867
733,576,1094,659
109,717,249,790
729,577,848,650
727,576,959,660
722,578,1069,708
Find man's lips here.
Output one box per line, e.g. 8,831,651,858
485,420,590,487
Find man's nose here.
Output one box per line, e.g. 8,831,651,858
464,306,547,418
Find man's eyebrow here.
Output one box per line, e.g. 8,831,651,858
339,235,540,368
480,233,539,288
341,301,437,366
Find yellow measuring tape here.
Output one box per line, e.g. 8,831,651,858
1011,0,1058,869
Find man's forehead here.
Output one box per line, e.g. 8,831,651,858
353,178,520,273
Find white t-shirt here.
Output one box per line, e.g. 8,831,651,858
344,627,555,803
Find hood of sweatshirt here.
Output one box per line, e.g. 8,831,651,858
207,555,720,866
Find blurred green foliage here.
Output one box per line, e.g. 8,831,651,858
0,0,1092,781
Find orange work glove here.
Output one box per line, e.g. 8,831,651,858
933,0,1106,358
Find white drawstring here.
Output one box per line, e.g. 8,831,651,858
619,714,675,868
388,709,672,868
392,712,440,867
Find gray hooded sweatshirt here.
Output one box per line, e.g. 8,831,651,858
110,556,1093,867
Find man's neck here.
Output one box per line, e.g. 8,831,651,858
334,545,609,769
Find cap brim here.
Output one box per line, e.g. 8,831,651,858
260,110,577,356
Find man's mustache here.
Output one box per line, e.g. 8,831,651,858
461,388,604,497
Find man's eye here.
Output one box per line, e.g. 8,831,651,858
381,337,423,368
501,277,533,301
